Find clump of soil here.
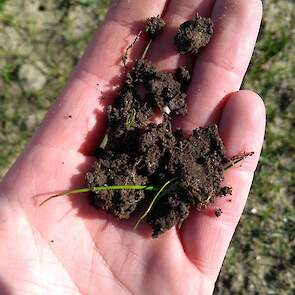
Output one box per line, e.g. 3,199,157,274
144,124,230,237
175,15,213,54
215,208,223,217
85,16,233,238
175,66,191,85
145,16,166,39
86,57,231,237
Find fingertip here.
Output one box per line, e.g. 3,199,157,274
219,90,266,171
223,90,266,126
240,0,263,20
249,0,263,20
215,0,263,23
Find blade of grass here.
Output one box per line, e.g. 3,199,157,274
134,177,178,230
39,185,158,206
40,153,253,208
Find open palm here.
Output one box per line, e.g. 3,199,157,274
0,1,265,294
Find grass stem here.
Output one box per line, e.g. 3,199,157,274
39,185,158,206
134,178,178,230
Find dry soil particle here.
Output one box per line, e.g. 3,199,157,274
219,186,233,197
175,66,191,85
175,16,213,54
145,16,166,39
215,208,223,217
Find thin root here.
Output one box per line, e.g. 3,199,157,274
224,152,255,170
122,31,142,68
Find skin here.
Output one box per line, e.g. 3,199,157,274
0,0,265,294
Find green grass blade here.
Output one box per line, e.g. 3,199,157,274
39,185,158,206
134,178,178,230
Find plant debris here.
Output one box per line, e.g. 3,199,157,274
175,15,214,54
122,31,142,67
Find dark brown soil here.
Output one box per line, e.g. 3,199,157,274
175,66,191,85
145,16,166,39
215,208,223,217
85,16,233,238
174,16,213,54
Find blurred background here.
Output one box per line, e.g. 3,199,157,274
0,0,294,294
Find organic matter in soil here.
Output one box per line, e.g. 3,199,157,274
42,16,251,238
84,15,238,237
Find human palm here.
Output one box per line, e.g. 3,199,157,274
0,1,265,294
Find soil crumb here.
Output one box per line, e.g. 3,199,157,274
175,66,191,85
145,16,166,39
215,208,223,217
220,186,232,197
175,16,213,54
85,16,233,238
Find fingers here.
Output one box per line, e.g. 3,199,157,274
29,0,262,155
175,0,263,130
74,0,167,82
147,0,216,71
181,90,266,281
30,0,167,155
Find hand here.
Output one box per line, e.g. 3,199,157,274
0,1,265,294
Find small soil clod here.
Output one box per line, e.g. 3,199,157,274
175,15,214,54
215,208,223,217
220,186,233,197
145,16,166,39
175,66,191,85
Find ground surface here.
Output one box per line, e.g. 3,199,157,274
0,0,294,294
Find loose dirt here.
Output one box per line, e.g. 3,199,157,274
86,16,234,237
145,16,166,39
174,15,213,54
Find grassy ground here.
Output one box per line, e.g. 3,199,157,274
0,1,294,294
